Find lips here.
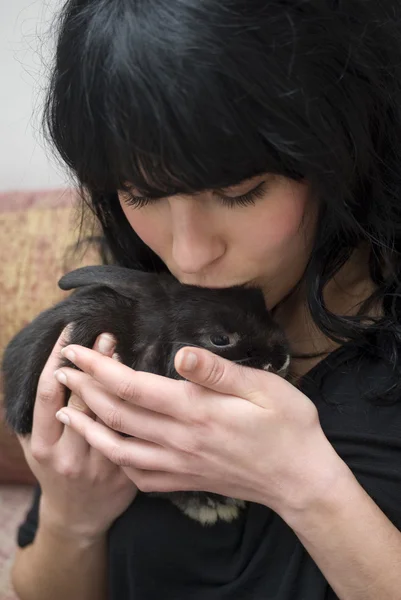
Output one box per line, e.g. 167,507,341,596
178,278,253,289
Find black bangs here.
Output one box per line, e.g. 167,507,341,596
43,0,327,197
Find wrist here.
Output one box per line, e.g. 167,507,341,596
39,516,107,549
272,455,401,600
39,496,108,547
272,439,353,529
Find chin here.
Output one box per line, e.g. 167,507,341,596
169,265,261,290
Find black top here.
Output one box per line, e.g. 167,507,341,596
17,343,401,599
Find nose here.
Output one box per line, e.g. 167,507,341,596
170,197,225,274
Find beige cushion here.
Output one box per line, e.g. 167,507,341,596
0,188,101,484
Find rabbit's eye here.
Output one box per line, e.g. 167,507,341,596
210,334,231,347
201,332,239,348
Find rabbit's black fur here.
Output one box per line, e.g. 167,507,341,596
2,265,290,525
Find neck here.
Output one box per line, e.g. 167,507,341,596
273,244,378,381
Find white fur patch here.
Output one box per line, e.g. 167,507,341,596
181,500,246,526
277,354,291,376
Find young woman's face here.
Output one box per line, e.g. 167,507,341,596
118,173,317,309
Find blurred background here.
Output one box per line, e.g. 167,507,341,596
0,0,67,192
0,4,98,598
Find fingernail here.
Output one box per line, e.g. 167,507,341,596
98,334,115,354
54,369,67,385
56,410,70,426
61,347,76,362
180,351,198,371
63,323,74,336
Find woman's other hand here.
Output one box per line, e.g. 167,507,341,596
17,327,138,543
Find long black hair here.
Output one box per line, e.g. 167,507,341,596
43,0,401,401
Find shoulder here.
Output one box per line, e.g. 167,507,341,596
300,343,401,529
299,340,401,455
301,335,401,407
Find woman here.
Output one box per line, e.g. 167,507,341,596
10,1,401,599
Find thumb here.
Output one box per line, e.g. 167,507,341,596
174,346,265,402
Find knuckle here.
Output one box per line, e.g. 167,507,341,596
110,442,131,467
241,366,262,398
203,359,226,387
183,381,212,427
68,394,88,411
104,406,123,432
183,379,198,404
173,431,201,455
30,443,50,463
116,378,139,403
56,460,81,478
192,403,212,428
36,381,58,406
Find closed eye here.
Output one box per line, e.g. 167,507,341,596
122,181,268,209
215,181,267,208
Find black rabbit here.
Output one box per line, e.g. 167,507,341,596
2,265,290,525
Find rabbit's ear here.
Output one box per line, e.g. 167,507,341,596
58,265,159,299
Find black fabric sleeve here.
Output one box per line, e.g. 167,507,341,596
17,484,41,548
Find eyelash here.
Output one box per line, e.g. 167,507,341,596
123,182,267,209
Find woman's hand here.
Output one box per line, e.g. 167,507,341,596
17,328,138,542
52,344,347,518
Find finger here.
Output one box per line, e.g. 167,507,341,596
30,325,75,449
55,407,186,473
59,333,117,457
90,351,130,470
121,467,203,494
57,345,192,420
55,366,184,446
68,333,116,415
174,346,267,403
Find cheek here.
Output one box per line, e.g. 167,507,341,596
245,182,313,257
119,197,167,253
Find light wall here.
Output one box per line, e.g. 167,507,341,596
0,0,68,192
